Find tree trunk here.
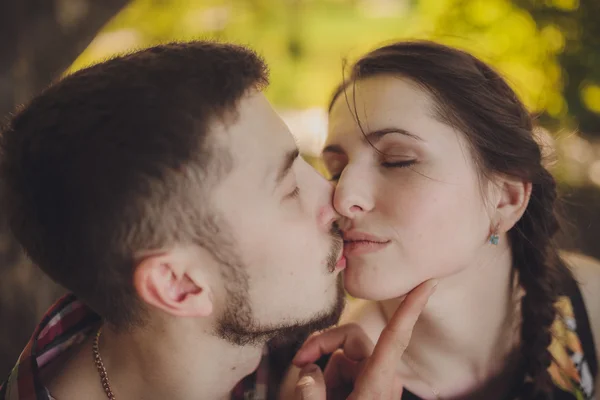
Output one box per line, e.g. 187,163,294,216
0,0,130,379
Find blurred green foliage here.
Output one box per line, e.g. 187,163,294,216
514,0,600,134
67,0,595,124
66,0,600,179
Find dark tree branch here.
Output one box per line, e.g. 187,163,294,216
0,0,130,379
1,0,130,118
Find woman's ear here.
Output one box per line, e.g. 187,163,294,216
492,176,532,233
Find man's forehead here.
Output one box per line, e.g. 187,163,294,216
214,92,296,176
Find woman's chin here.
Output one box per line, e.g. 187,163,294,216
343,273,404,301
343,269,424,301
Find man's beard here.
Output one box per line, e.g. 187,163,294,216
215,224,345,347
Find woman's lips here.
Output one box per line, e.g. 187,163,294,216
343,239,390,256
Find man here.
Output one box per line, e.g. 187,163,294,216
0,41,346,400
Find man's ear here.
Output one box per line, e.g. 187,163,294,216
492,175,532,233
133,247,213,318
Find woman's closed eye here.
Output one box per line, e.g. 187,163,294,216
381,159,416,168
328,159,416,181
286,186,300,199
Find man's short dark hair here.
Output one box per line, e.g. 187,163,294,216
0,41,269,329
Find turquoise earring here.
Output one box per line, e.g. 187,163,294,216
489,232,499,245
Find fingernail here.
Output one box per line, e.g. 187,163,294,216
297,375,316,387
297,365,319,400
297,376,316,400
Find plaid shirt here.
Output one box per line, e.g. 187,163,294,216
0,294,268,400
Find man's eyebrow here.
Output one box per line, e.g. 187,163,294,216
275,148,300,186
322,127,423,154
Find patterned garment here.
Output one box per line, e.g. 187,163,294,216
0,294,268,400
547,295,596,399
402,282,597,400
2,281,596,400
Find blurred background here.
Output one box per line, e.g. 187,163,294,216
1,0,599,378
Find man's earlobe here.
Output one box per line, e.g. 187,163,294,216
133,251,213,318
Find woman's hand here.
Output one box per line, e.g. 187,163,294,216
292,279,437,399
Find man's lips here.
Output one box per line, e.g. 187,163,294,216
335,250,347,270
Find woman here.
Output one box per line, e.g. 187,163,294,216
283,41,600,399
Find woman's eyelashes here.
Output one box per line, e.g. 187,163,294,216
286,186,300,200
328,159,417,181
